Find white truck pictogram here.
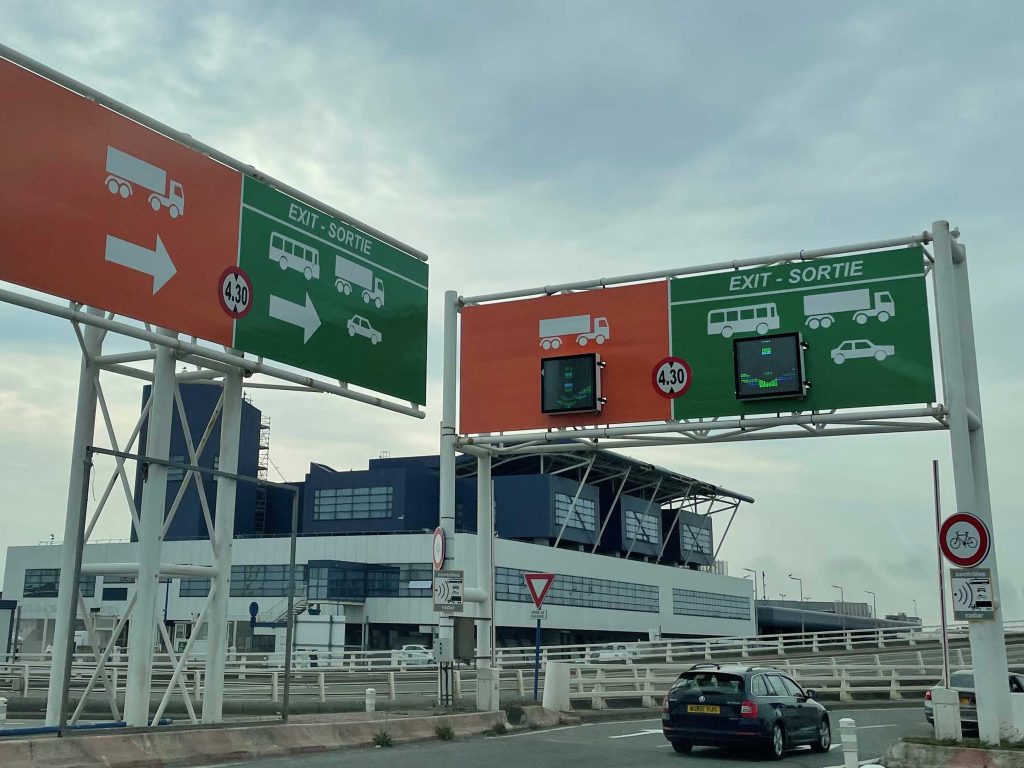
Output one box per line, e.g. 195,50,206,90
539,314,610,350
803,288,895,329
335,256,385,309
104,146,185,219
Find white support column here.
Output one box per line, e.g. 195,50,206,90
476,453,499,710
202,361,243,722
46,307,104,726
932,221,1011,743
124,329,177,727
437,290,459,701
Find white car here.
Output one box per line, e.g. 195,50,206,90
347,315,382,345
830,339,894,364
586,643,638,664
393,644,434,667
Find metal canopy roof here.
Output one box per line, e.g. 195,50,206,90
455,442,754,509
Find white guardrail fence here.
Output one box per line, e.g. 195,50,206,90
2,621,1023,710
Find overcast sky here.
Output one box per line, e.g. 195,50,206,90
1,2,1023,625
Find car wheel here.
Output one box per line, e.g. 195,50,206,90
279,258,289,271
766,723,785,760
833,354,845,364
808,318,820,330
722,326,733,338
811,718,831,753
874,350,887,361
671,741,692,753
371,334,380,345
878,311,891,322
855,313,868,324
343,283,352,295
107,179,119,194
348,327,355,336
821,316,833,329
756,323,768,335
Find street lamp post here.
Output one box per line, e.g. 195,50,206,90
865,590,877,622
912,599,918,619
743,568,758,601
832,584,846,633
788,573,805,640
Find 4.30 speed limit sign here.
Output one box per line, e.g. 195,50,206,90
652,356,692,398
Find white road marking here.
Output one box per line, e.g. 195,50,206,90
504,723,594,738
609,728,662,739
857,723,899,729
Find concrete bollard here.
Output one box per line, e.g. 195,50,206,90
0,696,7,722
840,717,859,768
365,687,376,712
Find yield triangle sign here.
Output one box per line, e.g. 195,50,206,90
524,572,556,609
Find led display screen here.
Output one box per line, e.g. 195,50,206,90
541,353,602,414
733,332,806,400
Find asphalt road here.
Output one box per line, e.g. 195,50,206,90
208,706,931,768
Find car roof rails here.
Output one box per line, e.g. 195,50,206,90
688,663,722,671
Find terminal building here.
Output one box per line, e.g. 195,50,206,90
3,383,759,656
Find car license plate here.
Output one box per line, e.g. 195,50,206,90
687,704,721,714
960,698,970,705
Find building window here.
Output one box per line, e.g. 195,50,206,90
673,588,750,620
494,567,658,613
231,564,305,597
313,486,394,521
102,587,128,601
24,569,95,598
180,578,211,597
625,509,660,546
681,523,712,556
554,493,596,532
167,455,186,483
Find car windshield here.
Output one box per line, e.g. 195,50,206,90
950,672,975,688
674,672,745,695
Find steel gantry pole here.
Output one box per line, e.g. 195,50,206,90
932,221,1011,743
202,360,243,722
437,290,459,703
46,308,105,726
124,329,177,727
475,452,498,710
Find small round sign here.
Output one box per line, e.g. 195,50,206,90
218,266,253,319
939,512,991,568
432,527,446,571
652,356,693,399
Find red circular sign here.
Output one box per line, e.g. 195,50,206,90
218,266,253,319
432,527,446,571
652,357,693,399
939,513,991,567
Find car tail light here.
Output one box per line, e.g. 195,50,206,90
925,690,932,701
740,699,758,718
661,695,669,713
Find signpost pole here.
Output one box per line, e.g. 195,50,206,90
933,460,951,688
202,359,243,723
124,329,177,727
46,307,104,726
533,617,542,702
437,290,459,704
932,221,1010,743
475,452,497,711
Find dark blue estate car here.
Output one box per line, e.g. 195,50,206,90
662,664,831,760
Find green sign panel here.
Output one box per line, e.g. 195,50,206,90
232,177,428,404
669,246,934,419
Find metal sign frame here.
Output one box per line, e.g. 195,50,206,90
437,221,1013,743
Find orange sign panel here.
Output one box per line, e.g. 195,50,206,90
460,282,671,433
0,58,241,344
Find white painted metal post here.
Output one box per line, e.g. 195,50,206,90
124,330,177,727
476,453,493,666
202,362,243,723
475,452,500,710
932,221,1011,744
437,290,459,702
839,717,858,768
46,307,104,726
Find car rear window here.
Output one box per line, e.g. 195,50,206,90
950,672,975,688
674,672,745,695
